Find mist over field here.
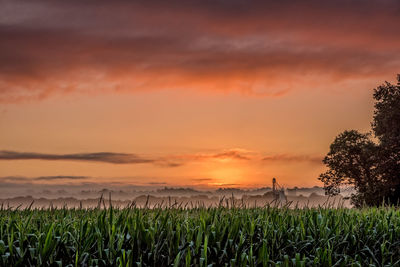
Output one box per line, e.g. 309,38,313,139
0,183,350,208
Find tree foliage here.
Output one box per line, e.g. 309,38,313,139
319,75,400,207
372,75,400,203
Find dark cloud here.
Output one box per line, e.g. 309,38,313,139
0,176,31,182
0,175,90,182
0,149,255,166
34,176,89,181
0,176,170,189
217,184,239,187
192,178,213,182
0,0,399,102
176,149,254,161
147,182,168,185
0,150,173,165
0,150,324,166
212,150,251,160
262,154,323,164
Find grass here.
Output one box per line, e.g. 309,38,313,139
1,204,400,266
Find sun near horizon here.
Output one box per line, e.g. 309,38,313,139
1,0,400,193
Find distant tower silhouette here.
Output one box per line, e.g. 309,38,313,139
272,177,287,203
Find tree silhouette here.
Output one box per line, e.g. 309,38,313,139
319,75,400,207
372,75,400,203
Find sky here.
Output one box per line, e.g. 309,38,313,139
0,0,399,190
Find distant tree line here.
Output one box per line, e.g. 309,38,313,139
319,75,400,207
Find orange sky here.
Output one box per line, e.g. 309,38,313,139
0,0,399,190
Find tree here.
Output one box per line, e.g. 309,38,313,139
319,75,400,207
319,130,382,206
372,75,400,203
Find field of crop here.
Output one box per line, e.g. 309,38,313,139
1,206,400,266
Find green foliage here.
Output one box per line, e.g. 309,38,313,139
1,206,400,266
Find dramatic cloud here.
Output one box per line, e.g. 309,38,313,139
0,149,254,169
174,149,254,162
191,178,214,182
0,149,323,166
34,176,90,181
0,175,89,182
212,150,252,160
262,154,323,164
147,182,168,185
0,0,399,102
0,149,254,166
0,176,31,183
0,150,180,167
0,175,90,185
211,183,240,187
0,176,175,190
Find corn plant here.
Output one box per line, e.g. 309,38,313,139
0,205,400,266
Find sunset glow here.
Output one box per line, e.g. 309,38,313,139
1,0,399,191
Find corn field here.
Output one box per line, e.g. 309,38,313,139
1,205,400,266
